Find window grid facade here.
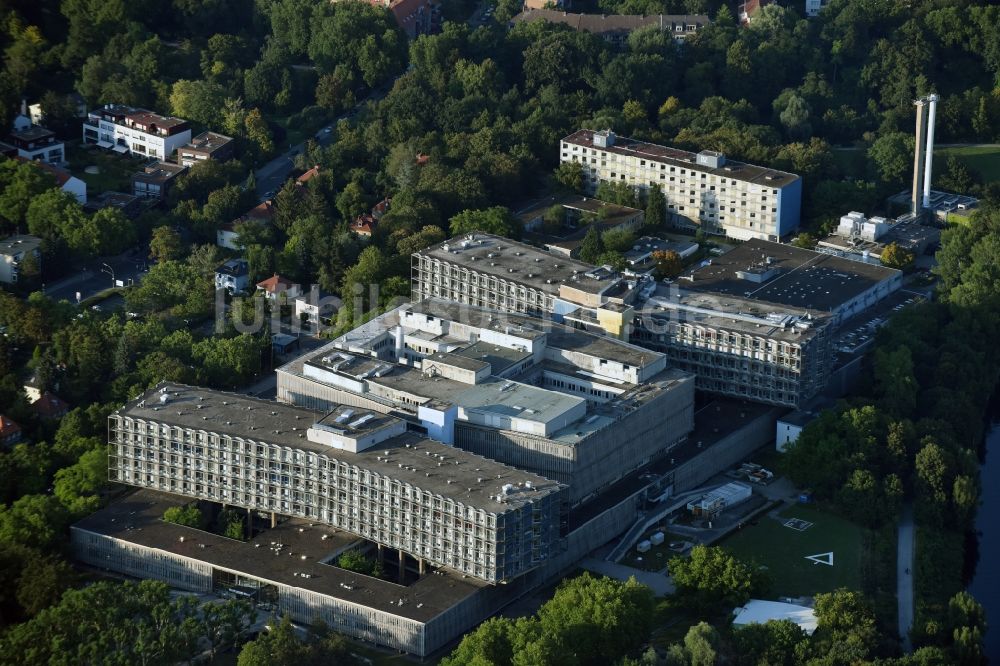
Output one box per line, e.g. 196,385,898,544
560,135,801,242
108,414,561,584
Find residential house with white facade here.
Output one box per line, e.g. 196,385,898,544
7,126,65,165
0,235,41,285
83,105,191,161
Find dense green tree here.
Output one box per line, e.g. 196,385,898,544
449,207,522,239
579,226,605,264
645,183,666,229
149,226,184,263
0,580,252,665
170,79,228,128
163,504,206,529
881,242,915,270
868,132,915,186
668,546,767,610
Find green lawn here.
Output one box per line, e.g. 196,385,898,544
65,143,145,194
934,145,1000,182
719,504,863,598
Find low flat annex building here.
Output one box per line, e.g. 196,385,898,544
278,298,695,504
72,489,499,656
631,239,902,407
411,232,638,338
178,131,235,167
108,383,563,584
561,129,802,241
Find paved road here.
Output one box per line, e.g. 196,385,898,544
898,504,915,653
253,87,394,200
580,558,675,596
43,249,148,304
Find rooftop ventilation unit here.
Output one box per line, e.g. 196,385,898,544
334,409,355,424
348,414,376,429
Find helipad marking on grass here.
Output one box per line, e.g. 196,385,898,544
805,552,834,566
784,518,814,531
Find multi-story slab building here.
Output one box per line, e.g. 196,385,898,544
411,233,638,338
83,105,192,160
278,298,695,504
632,239,902,407
560,129,802,241
108,384,564,584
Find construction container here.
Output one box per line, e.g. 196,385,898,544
650,532,665,546
637,540,651,553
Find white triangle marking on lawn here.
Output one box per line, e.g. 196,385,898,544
805,552,834,566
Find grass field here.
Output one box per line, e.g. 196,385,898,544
934,145,1000,182
65,143,145,194
719,504,863,598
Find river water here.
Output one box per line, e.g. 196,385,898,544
970,420,1000,659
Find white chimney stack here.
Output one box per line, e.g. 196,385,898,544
922,94,938,209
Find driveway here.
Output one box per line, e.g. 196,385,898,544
580,558,675,596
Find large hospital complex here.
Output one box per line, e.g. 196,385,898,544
74,132,906,657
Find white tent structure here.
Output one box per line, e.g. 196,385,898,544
732,600,818,635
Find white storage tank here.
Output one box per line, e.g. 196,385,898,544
637,540,651,553
650,532,665,546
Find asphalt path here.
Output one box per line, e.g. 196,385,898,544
898,504,915,653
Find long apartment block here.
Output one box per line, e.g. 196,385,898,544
83,104,192,160
277,298,695,504
560,129,802,241
109,383,564,584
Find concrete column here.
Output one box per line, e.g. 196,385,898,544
911,100,927,215
418,558,426,575
270,512,276,528
398,549,405,581
247,507,252,539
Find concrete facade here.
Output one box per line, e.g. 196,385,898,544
109,384,564,584
561,129,801,241
277,299,695,503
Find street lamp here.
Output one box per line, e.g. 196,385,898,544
101,262,115,286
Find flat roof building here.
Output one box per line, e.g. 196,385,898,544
278,298,695,504
0,234,41,284
561,129,802,241
132,161,187,201
178,131,235,167
7,125,65,165
631,239,901,407
84,104,192,161
109,383,564,584
411,232,637,338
